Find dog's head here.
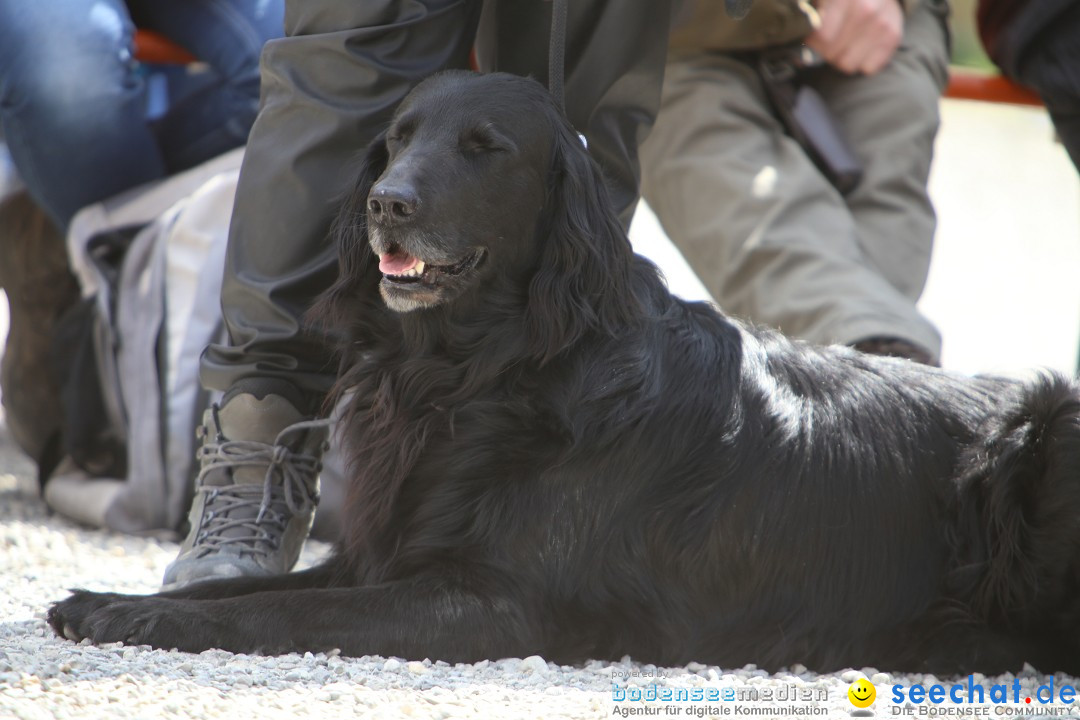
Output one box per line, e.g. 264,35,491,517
363,72,563,313
324,70,639,362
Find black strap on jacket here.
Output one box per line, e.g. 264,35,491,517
548,0,569,112
753,44,864,195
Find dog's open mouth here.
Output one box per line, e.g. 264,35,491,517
378,245,486,285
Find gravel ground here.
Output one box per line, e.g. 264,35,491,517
2,420,1080,720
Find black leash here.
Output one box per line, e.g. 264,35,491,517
547,0,568,113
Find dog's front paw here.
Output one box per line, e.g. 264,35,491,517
49,590,239,653
48,591,185,649
48,590,135,643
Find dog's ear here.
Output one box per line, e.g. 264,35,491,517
333,131,390,295
527,122,639,365
308,131,395,415
310,131,389,333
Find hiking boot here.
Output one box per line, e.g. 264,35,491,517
161,392,331,590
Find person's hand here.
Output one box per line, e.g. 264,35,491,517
805,0,903,76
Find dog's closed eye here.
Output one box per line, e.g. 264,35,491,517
460,124,516,155
385,118,415,151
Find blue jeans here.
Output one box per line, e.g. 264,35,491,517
0,0,284,229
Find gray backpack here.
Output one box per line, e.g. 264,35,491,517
45,149,346,540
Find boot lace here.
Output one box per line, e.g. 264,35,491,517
191,417,332,557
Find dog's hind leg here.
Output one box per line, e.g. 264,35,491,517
953,373,1080,672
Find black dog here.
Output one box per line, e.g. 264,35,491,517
49,71,1080,675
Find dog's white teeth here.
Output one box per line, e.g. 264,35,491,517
395,263,425,278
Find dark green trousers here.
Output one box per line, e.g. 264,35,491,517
201,0,676,403
641,0,949,360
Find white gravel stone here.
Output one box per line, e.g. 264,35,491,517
521,655,548,674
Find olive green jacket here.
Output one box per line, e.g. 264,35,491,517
670,0,919,53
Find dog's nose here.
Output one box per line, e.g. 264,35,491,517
368,184,418,225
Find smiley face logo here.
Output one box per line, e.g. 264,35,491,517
848,678,876,708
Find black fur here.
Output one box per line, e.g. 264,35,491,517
49,71,1080,674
